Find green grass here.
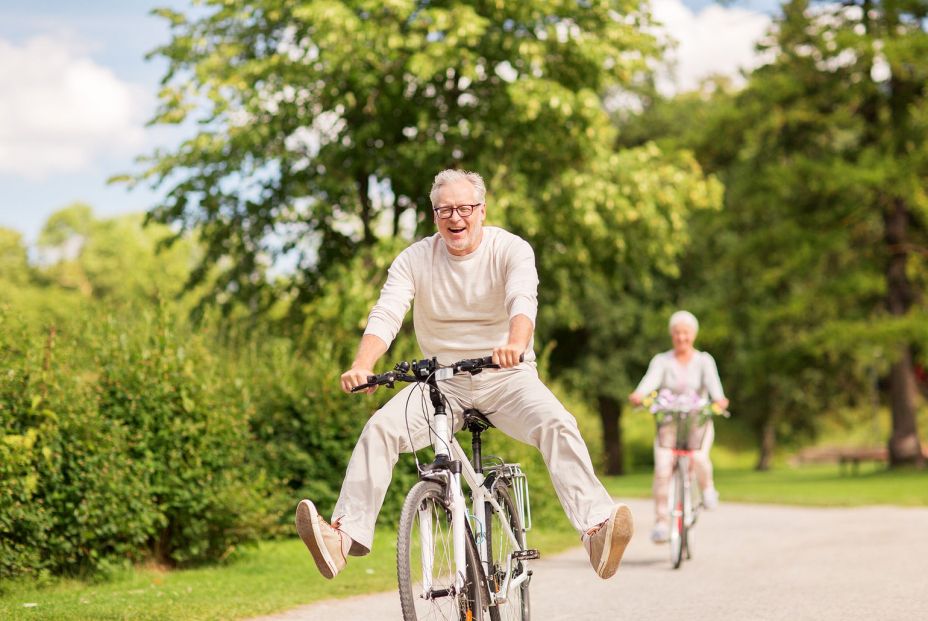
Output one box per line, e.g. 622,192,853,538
603,464,928,507
0,525,579,621
4,463,926,621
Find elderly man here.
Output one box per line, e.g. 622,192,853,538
296,169,633,580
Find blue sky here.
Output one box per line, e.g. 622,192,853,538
0,0,782,245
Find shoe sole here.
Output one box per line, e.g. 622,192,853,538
295,500,337,579
598,504,634,579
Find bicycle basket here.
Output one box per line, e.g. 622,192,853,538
655,411,709,450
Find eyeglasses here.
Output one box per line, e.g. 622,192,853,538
433,203,482,219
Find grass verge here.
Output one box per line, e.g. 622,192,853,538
603,464,928,507
0,525,578,621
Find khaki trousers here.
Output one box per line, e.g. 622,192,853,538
652,421,715,525
332,363,616,554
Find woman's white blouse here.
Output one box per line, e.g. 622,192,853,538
634,350,726,401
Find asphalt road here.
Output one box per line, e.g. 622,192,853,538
251,498,928,620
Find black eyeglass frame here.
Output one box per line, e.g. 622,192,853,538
432,203,484,219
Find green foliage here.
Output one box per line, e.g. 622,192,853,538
128,0,663,316
617,0,928,465
0,300,282,579
91,308,281,565
36,204,199,306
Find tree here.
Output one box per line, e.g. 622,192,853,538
126,0,662,316
622,0,928,468
502,144,723,473
36,204,199,307
0,228,30,287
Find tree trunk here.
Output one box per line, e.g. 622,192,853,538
756,418,776,471
884,198,924,468
887,346,925,467
357,171,373,244
597,395,624,475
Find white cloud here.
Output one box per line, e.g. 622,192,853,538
0,35,146,179
650,0,773,96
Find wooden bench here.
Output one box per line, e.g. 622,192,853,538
791,446,888,474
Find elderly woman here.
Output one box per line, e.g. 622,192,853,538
628,311,729,544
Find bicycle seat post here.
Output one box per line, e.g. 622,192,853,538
471,427,483,474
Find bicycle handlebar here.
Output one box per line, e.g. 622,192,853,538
350,354,524,392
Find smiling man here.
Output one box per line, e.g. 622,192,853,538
295,168,634,582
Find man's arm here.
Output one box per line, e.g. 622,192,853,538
493,313,533,368
340,334,389,394
342,247,416,394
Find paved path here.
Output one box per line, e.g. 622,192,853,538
251,498,928,620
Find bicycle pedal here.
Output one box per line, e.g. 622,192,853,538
512,549,540,561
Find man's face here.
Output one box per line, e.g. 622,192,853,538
670,324,696,353
433,178,486,256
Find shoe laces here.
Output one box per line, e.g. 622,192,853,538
585,518,608,538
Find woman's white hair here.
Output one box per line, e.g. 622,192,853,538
429,169,486,207
669,310,699,335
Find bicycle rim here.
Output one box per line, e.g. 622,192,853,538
669,467,685,569
398,481,484,621
486,483,530,621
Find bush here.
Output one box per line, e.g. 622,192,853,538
0,305,281,580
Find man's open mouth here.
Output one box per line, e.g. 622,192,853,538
449,227,466,234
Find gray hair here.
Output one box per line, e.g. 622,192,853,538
669,310,699,335
429,169,486,207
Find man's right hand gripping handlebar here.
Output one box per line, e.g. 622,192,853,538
341,366,378,394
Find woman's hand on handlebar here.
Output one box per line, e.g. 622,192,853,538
492,344,524,369
341,366,377,394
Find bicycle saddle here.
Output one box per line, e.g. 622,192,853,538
462,408,494,432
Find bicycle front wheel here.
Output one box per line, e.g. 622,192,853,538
669,465,686,569
486,482,530,621
398,480,485,621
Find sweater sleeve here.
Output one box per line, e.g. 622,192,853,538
635,354,665,395
504,237,539,325
363,248,416,348
702,352,726,401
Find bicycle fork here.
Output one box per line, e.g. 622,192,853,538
422,384,469,596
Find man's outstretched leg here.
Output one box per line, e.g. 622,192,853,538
295,382,467,578
474,365,634,579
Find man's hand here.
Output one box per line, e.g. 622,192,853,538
714,398,730,411
628,392,644,406
492,343,524,369
341,366,377,394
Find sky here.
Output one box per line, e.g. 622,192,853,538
0,0,783,245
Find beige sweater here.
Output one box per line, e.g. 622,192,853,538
363,227,538,365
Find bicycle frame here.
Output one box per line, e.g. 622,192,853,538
419,379,529,608
357,356,534,616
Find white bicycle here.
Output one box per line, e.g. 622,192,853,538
353,355,536,621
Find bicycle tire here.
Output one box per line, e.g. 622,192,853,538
669,465,686,569
485,482,530,621
398,480,486,621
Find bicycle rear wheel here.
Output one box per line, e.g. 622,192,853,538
669,465,686,569
485,482,530,621
398,480,485,621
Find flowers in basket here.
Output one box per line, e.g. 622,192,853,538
641,389,729,425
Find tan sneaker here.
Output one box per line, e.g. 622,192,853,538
582,504,634,579
295,499,351,579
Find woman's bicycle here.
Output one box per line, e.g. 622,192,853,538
646,390,728,569
353,355,536,621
